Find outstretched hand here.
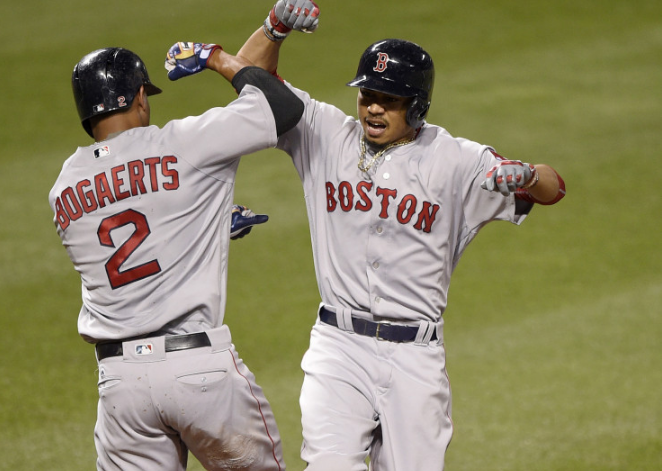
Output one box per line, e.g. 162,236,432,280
230,205,269,240
481,160,537,196
165,42,222,81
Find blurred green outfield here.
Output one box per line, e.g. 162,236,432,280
1,0,660,469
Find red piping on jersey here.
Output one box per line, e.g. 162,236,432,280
230,351,283,470
271,68,285,83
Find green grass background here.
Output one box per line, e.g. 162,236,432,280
1,0,660,469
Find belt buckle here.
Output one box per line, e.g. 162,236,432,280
374,321,391,341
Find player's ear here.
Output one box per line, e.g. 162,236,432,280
135,86,151,124
136,86,148,108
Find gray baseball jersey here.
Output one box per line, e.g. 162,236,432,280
279,85,526,325
49,85,286,470
49,85,276,343
278,83,528,471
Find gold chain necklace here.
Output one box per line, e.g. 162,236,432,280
358,135,415,172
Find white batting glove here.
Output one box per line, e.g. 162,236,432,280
481,160,537,196
264,0,320,41
279,0,320,32
230,205,269,240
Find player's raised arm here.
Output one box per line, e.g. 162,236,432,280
165,41,304,136
237,0,320,75
164,42,241,81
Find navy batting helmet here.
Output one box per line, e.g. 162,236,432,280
347,39,435,129
72,47,162,137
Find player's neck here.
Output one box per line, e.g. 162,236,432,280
364,125,420,153
91,97,150,142
365,134,417,154
92,114,145,142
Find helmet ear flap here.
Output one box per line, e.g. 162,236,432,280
406,97,430,129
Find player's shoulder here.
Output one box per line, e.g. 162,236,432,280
419,124,486,155
49,144,97,202
285,81,350,120
56,143,98,174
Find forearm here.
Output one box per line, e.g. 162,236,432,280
205,49,254,82
237,28,283,74
523,164,566,205
230,66,304,136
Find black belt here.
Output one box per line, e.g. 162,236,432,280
319,307,437,343
96,332,211,361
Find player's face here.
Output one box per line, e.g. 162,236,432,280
357,88,415,147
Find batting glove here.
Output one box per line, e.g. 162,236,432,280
481,160,537,196
264,0,319,41
230,205,269,240
165,42,222,81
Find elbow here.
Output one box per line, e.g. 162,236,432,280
537,171,566,205
516,169,566,205
276,96,304,136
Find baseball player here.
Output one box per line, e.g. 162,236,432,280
49,44,303,470
226,2,568,470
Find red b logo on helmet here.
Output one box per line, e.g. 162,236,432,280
373,53,389,73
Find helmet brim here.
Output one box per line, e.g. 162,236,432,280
346,75,418,98
144,82,163,96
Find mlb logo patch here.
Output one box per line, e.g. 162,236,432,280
94,145,110,158
93,104,105,113
135,343,154,355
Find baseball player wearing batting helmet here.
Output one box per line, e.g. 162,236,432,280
50,44,303,470
233,2,565,470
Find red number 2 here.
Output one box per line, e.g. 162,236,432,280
97,209,162,289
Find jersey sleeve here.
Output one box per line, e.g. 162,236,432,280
159,84,278,176
445,145,527,269
275,82,352,183
463,147,525,230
